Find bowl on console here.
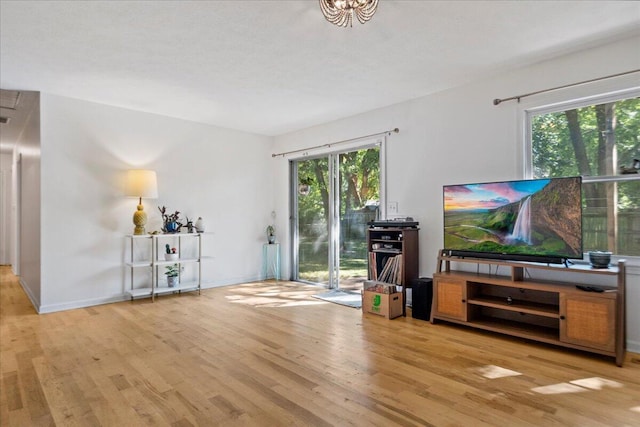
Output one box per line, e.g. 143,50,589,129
589,251,612,268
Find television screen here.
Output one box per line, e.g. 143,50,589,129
443,177,583,262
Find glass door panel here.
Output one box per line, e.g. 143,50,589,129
337,148,380,291
296,158,330,285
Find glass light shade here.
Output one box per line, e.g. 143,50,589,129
320,0,378,27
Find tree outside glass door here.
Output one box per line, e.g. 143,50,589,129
295,157,330,286
293,146,380,289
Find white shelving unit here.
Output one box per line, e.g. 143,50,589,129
125,232,212,301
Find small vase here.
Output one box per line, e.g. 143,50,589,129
195,217,205,233
165,253,179,261
166,221,178,233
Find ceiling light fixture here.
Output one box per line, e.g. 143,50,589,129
319,0,379,27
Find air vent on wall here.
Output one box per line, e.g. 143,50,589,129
0,117,10,124
0,90,21,110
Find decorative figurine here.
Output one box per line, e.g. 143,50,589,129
185,217,195,233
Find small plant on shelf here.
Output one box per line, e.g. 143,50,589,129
164,244,178,261
266,225,276,244
158,206,183,233
165,264,179,287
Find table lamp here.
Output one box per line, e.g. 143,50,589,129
125,169,158,235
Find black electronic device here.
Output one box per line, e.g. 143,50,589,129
411,277,433,321
368,219,419,228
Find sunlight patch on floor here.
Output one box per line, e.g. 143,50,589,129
631,406,640,413
225,294,326,308
531,375,625,395
570,377,623,390
475,365,522,379
531,383,588,395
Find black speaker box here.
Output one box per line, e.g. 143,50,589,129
411,277,433,321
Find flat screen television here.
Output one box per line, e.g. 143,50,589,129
443,177,583,264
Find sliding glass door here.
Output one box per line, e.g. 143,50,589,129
292,143,382,290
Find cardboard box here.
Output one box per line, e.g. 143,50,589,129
363,280,397,294
362,290,403,319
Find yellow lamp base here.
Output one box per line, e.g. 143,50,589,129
133,203,147,235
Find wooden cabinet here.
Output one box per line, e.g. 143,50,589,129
367,226,419,316
433,279,466,321
432,250,626,366
125,233,212,301
561,294,616,352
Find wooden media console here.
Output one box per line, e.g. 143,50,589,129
431,250,626,366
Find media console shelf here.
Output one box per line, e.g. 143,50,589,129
431,250,626,366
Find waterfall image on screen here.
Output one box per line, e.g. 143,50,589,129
443,177,583,260
509,196,531,244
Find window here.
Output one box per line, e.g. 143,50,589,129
527,92,640,257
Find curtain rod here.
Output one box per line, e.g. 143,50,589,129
493,69,640,106
272,128,399,158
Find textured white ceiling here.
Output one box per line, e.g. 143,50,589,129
1,1,639,137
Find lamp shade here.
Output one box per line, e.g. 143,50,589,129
125,169,158,199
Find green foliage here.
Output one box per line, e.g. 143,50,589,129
531,97,640,255
296,147,380,237
294,148,381,282
164,264,179,277
481,211,516,232
541,238,566,252
532,98,639,178
299,176,314,185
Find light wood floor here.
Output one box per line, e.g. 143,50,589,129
1,267,639,426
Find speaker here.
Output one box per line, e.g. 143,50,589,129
411,277,433,321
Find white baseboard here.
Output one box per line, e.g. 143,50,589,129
38,295,130,314
37,279,253,313
19,277,40,313
627,340,640,354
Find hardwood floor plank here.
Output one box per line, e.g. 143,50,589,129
2,267,640,426
2,371,23,411
14,351,53,424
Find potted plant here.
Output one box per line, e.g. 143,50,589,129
165,264,179,287
298,176,313,196
158,206,183,233
266,225,276,244
164,244,178,261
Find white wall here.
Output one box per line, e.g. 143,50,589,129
272,35,640,352
0,152,12,265
38,94,274,312
13,93,41,306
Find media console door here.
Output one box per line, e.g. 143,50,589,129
560,293,616,352
432,278,467,321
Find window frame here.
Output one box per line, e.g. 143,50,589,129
522,86,640,261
